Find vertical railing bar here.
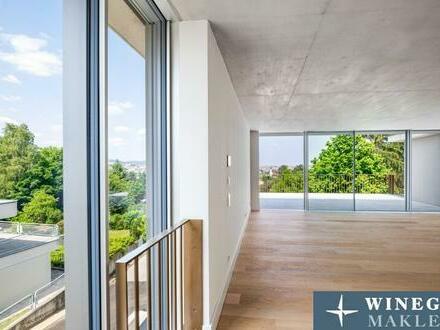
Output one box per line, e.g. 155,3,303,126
116,262,128,330
158,241,162,330
352,130,356,211
134,258,140,330
179,227,183,330
147,250,152,330
167,235,171,329
173,231,177,330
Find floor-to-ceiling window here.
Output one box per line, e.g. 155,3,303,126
259,134,304,210
259,130,439,213
411,131,440,212
354,132,406,212
0,1,65,328
105,0,167,328
307,132,355,211
107,1,148,327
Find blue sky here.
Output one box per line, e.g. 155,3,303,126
0,0,146,161
260,135,330,167
0,0,63,147
108,29,146,162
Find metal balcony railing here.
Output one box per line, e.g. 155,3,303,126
0,274,65,321
260,173,404,195
0,221,59,237
115,219,202,330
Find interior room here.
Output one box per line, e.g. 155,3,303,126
0,0,439,329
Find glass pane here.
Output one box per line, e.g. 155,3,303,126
308,133,354,211
259,135,304,210
107,0,148,328
355,132,405,211
411,131,440,211
0,0,65,327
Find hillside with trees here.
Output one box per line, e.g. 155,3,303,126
0,123,147,267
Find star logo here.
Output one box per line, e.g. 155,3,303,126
326,294,359,327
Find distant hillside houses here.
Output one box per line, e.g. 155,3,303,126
260,165,296,177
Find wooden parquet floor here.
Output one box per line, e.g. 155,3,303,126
217,210,440,329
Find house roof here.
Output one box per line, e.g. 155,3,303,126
0,233,58,259
0,222,59,260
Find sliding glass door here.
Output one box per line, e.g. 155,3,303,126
354,132,406,211
261,130,440,213
307,132,354,211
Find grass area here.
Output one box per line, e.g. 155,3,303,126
50,230,136,268
0,308,30,330
50,245,64,268
109,229,136,257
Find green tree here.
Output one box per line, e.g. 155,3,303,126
309,135,391,193
366,134,404,194
108,161,131,214
270,165,303,192
128,172,146,204
122,208,146,240
0,124,63,208
109,161,130,193
27,146,63,202
0,124,38,206
15,190,63,224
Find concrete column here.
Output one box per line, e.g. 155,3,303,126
250,130,260,211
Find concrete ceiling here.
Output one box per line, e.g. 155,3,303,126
168,0,440,132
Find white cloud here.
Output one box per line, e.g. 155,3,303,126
108,101,134,115
39,32,51,40
0,33,62,77
0,107,18,113
0,116,18,125
0,95,20,102
110,137,126,146
114,125,129,133
1,74,21,84
43,139,60,146
51,124,62,132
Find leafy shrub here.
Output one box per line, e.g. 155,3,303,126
15,190,63,224
109,194,130,215
109,207,147,241
109,213,125,230
50,231,137,268
109,230,136,257
51,245,64,268
120,209,146,240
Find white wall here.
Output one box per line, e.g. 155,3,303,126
250,131,260,211
0,200,17,220
412,133,440,207
172,20,251,329
207,24,251,327
0,244,55,310
171,21,209,223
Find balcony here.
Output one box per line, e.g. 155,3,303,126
260,172,440,212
